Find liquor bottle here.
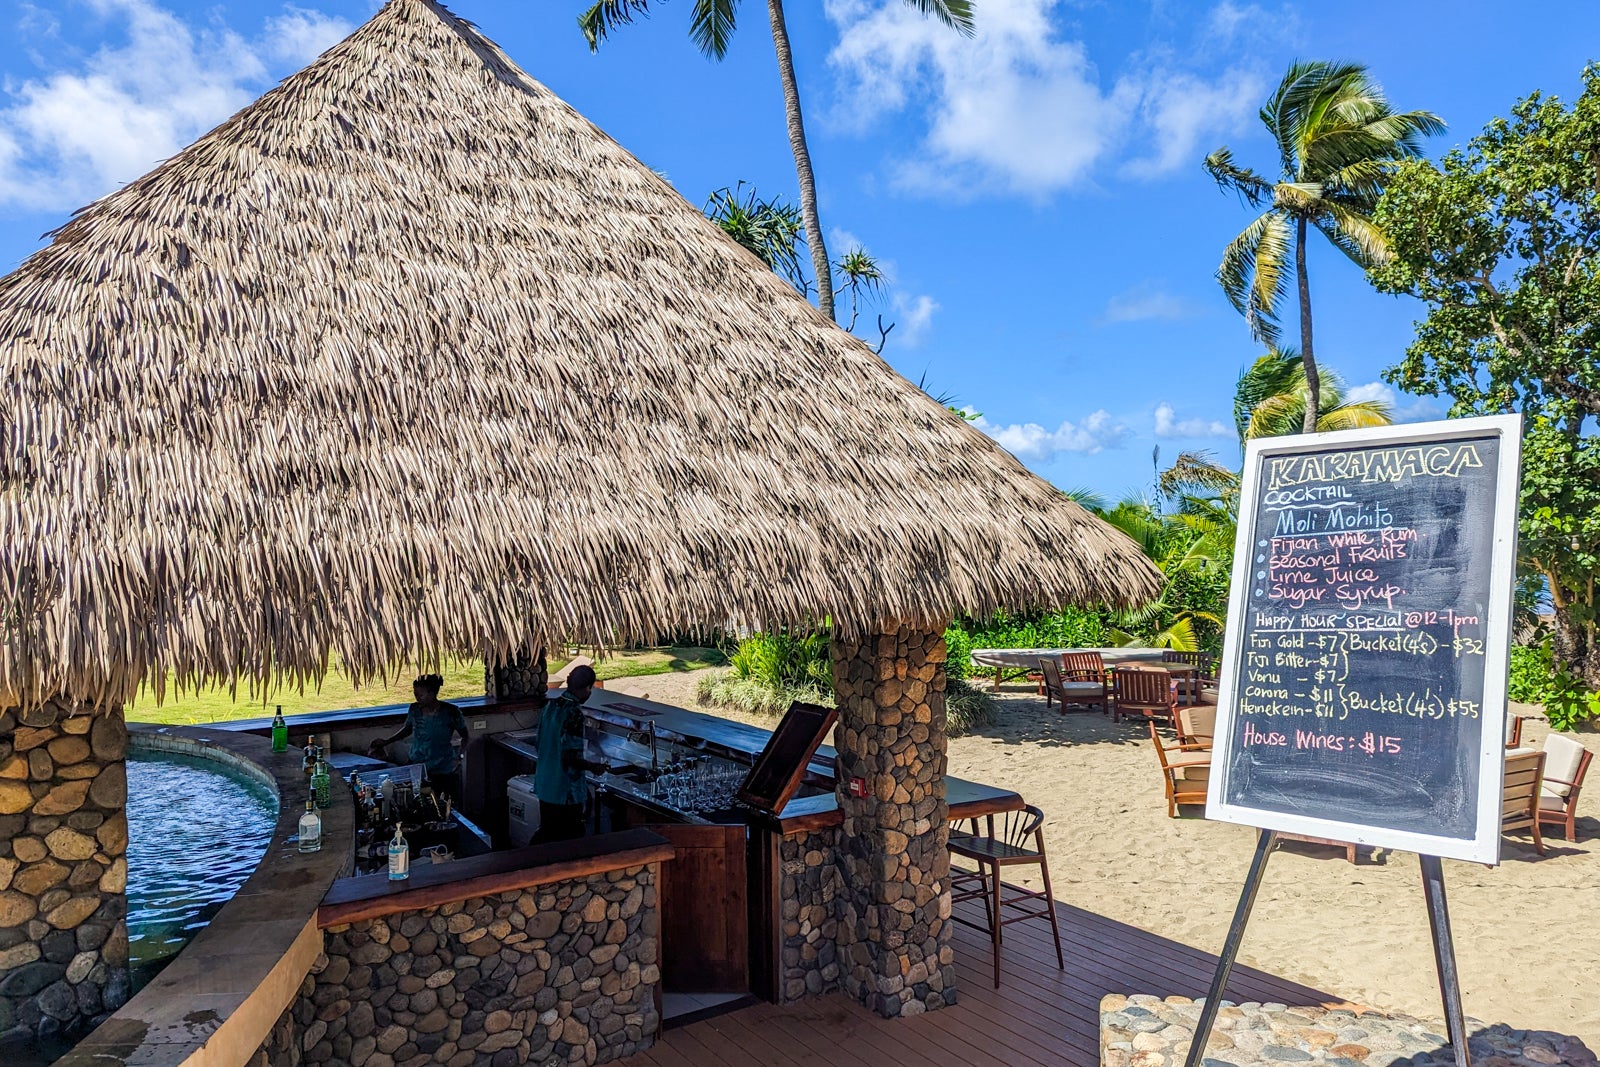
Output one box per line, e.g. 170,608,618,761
387,824,410,881
271,706,288,753
312,757,332,810
298,798,322,853
302,742,317,776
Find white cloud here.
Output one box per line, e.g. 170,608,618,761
1154,402,1230,439
825,0,1263,196
0,0,353,211
890,293,938,346
968,407,1131,458
1345,381,1446,424
1102,284,1199,323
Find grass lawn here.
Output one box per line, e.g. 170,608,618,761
126,646,727,726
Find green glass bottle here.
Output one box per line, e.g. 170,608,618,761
271,706,288,753
312,756,332,810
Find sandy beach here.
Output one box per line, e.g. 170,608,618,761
604,670,1600,1042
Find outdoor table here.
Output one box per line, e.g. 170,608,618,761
969,648,1203,704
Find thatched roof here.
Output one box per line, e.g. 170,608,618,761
0,0,1161,704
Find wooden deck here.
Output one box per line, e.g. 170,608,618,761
623,892,1346,1067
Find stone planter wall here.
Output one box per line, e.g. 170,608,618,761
776,827,841,1003
830,625,954,1018
254,862,662,1067
0,697,129,1041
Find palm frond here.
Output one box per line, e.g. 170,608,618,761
689,0,737,59
1204,147,1274,206
579,0,654,50
1217,210,1291,345
902,0,975,35
1317,400,1393,433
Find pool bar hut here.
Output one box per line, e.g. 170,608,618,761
0,0,1161,1062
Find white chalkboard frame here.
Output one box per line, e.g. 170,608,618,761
1205,414,1524,865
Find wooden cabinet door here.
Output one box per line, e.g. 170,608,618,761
651,823,748,994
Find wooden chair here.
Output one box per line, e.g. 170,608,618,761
1039,657,1108,713
1112,666,1176,725
1060,652,1110,714
1161,650,1208,702
948,806,1064,988
1149,722,1210,818
1502,749,1547,855
1174,705,1216,749
1537,734,1593,842
1162,649,1218,687
1506,714,1529,748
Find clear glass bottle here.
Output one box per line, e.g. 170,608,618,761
311,756,332,810
271,706,288,753
297,798,322,853
387,824,410,881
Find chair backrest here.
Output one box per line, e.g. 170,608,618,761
1115,666,1173,708
1176,705,1216,746
1162,649,1217,678
1505,714,1524,748
1061,652,1105,682
1542,734,1591,797
1502,750,1546,828
1039,657,1064,691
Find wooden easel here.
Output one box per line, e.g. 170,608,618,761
1183,829,1472,1067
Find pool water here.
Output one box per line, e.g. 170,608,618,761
126,753,279,969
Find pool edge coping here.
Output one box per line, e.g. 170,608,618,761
52,724,353,1067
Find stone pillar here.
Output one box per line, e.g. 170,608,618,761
830,625,953,1017
485,645,547,704
0,697,130,1040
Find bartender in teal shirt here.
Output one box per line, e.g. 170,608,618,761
533,665,602,842
368,674,469,799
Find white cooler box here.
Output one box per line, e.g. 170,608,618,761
507,774,541,846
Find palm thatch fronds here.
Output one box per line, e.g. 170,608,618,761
0,0,1160,707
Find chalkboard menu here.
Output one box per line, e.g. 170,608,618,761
1207,416,1522,864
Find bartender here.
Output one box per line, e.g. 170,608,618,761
532,664,603,842
367,674,469,801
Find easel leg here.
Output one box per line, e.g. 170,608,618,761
1184,829,1277,1067
1420,855,1472,1067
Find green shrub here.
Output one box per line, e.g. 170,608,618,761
728,629,832,690
694,670,832,717
945,677,997,737
943,626,976,680
1508,642,1555,703
1507,641,1599,730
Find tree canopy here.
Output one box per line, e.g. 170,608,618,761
1372,66,1600,692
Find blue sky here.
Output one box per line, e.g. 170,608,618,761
1,0,1596,499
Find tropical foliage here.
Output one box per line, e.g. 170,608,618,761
1207,61,1443,430
1234,347,1392,443
1371,66,1600,720
705,183,806,290
580,0,975,322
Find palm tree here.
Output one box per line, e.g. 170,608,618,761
1205,62,1443,431
579,0,974,323
1234,347,1393,444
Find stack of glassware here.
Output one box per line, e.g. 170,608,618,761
649,756,744,814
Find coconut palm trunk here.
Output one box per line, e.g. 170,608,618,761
1295,216,1319,433
766,0,834,322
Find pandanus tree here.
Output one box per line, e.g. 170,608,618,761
1206,62,1443,431
580,0,975,323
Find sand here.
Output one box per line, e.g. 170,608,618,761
602,671,1600,1041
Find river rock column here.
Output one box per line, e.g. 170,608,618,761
830,625,953,1017
486,645,547,704
0,697,130,1041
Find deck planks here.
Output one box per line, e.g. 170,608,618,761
621,890,1346,1067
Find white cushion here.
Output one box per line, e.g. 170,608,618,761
1542,735,1587,797
1540,790,1568,811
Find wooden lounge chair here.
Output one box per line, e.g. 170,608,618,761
1502,749,1547,855
1174,705,1216,749
1112,666,1175,725
1506,713,1530,748
1537,734,1593,842
1039,657,1108,713
1161,650,1209,702
948,806,1064,988
1149,722,1209,818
